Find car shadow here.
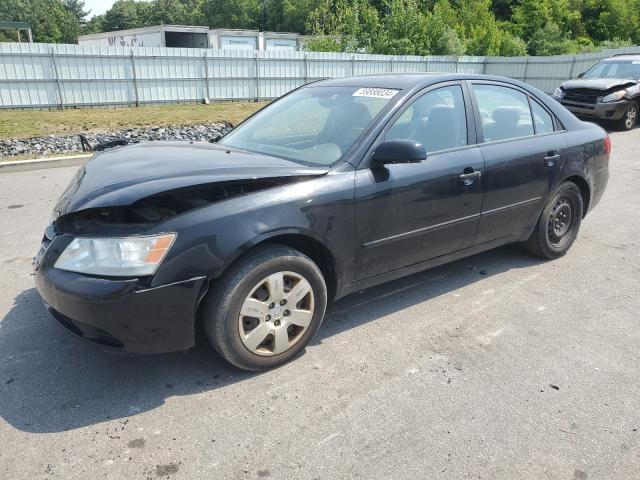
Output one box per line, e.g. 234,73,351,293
0,244,542,433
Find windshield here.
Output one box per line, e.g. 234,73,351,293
583,60,640,81
219,86,397,166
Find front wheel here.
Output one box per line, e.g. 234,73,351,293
524,182,583,259
616,101,638,131
202,245,327,371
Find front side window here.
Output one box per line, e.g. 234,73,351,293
584,61,640,81
220,86,395,166
473,84,534,142
385,85,467,153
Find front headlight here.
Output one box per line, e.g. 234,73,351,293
601,90,626,103
553,87,565,98
54,233,176,277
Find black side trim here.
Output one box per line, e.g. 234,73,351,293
481,197,542,216
338,233,521,299
362,213,480,249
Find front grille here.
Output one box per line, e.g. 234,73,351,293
563,89,600,105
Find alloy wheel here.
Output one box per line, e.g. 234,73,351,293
238,271,315,356
625,105,637,129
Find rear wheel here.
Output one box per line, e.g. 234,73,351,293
202,245,327,371
524,182,583,259
616,101,638,131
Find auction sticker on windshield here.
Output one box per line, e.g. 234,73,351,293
353,88,399,99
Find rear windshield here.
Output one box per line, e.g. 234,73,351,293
219,86,397,166
583,60,640,81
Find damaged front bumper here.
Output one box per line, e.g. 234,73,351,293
558,98,629,120
34,234,206,354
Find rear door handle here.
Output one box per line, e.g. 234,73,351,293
459,169,481,186
544,152,560,167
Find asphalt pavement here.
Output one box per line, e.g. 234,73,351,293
1,129,639,479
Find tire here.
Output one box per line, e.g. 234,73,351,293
202,245,327,371
524,182,583,259
615,101,638,131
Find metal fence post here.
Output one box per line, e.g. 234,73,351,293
389,57,394,73
50,48,65,110
303,53,309,84
523,57,530,83
569,55,577,78
130,50,139,107
482,57,488,74
203,51,211,102
254,51,260,101
351,54,356,76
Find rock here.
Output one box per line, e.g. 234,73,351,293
0,122,233,159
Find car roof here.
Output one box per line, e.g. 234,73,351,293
310,73,528,91
603,54,640,62
309,72,585,133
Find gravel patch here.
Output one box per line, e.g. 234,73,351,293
0,122,233,159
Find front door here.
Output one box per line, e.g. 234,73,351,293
355,83,484,280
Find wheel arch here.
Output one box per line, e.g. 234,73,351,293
561,174,591,217
193,229,341,343
214,229,340,301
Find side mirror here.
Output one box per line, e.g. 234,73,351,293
577,72,585,79
371,139,426,167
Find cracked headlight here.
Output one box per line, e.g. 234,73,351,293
54,234,176,276
601,90,626,103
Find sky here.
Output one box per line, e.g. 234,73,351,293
84,0,151,17
84,0,117,16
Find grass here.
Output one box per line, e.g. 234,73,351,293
0,101,268,140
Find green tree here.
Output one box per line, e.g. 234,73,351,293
1,0,637,56
305,0,380,52
202,0,261,29
101,0,145,30
374,0,431,55
0,0,81,43
580,0,633,43
512,0,582,42
63,0,90,24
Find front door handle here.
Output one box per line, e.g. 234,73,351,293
459,168,481,186
544,152,560,167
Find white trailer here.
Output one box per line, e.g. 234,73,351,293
78,25,210,49
260,32,299,51
208,29,260,51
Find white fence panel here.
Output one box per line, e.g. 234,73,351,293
2,43,640,109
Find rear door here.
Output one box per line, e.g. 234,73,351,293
469,82,566,244
354,82,484,279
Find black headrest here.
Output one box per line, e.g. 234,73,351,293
426,105,456,124
492,107,522,125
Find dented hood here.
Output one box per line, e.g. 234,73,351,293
55,142,329,215
562,78,637,91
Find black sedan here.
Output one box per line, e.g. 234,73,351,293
34,74,610,371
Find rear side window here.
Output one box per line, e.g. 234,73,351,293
385,85,467,153
473,84,534,142
530,100,554,134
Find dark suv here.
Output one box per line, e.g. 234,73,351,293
552,54,640,130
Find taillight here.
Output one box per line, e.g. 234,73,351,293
604,135,612,156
